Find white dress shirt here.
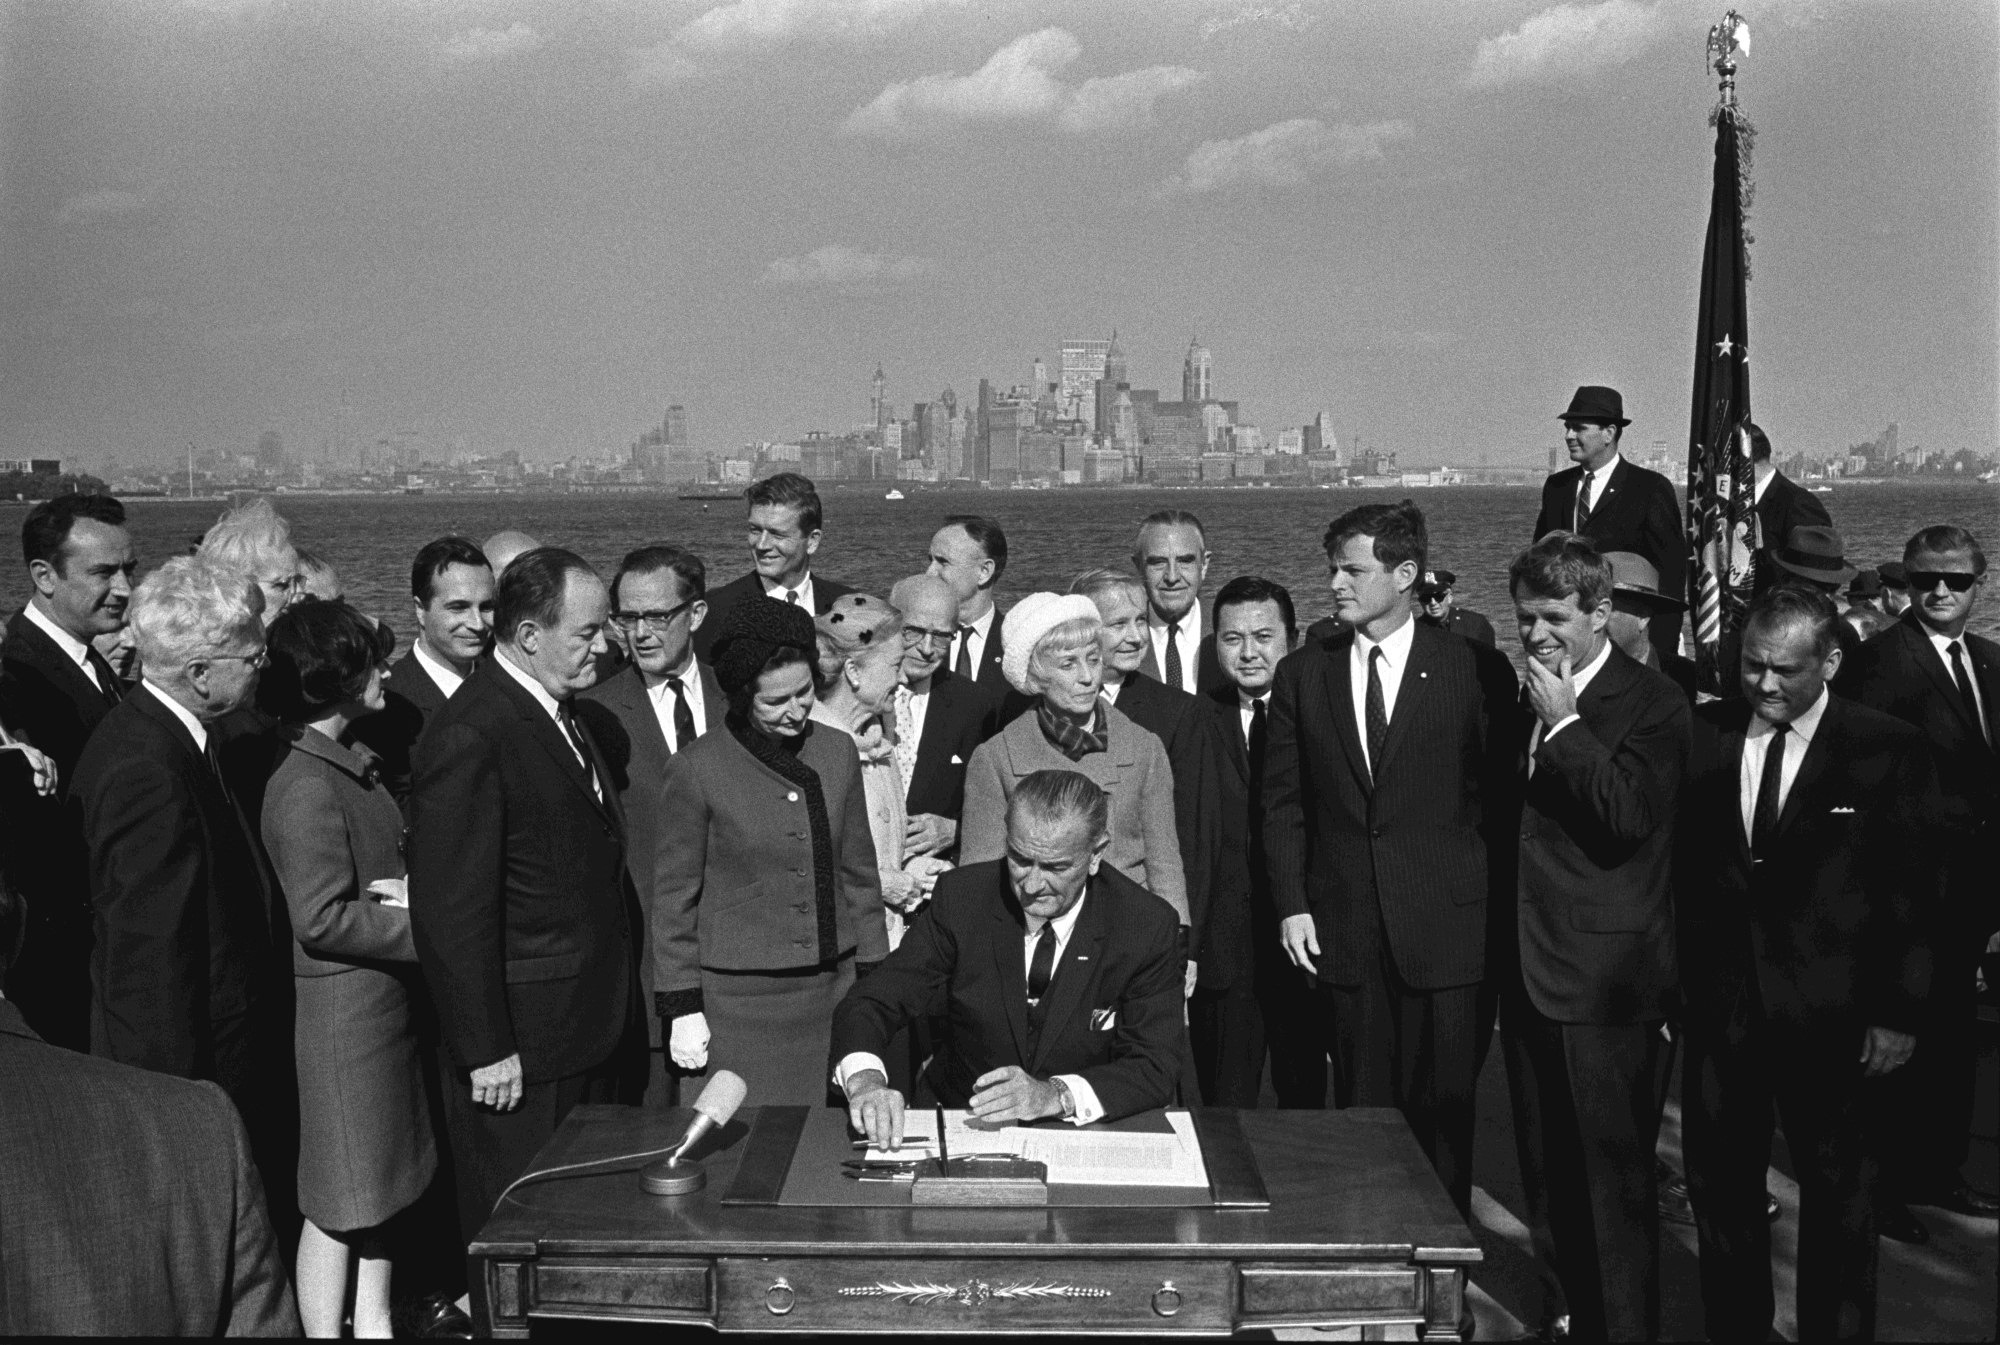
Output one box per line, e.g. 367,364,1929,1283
142,680,209,753
1146,605,1201,689
1925,626,1990,742
1350,614,1417,773
646,660,709,755
1238,690,1271,746
833,891,1105,1125
951,605,997,682
1739,685,1831,844
1578,453,1622,515
1098,678,1123,707
496,652,598,796
412,640,467,699
761,573,817,610
1532,638,1615,762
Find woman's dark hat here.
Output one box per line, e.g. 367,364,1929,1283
710,594,816,696
1558,386,1630,427
1771,525,1858,586
1602,551,1686,613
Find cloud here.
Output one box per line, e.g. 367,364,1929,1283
1160,117,1412,195
844,29,1204,138
630,0,966,85
759,244,935,287
437,23,544,66
1199,3,1318,41
1466,0,1667,89
55,188,158,225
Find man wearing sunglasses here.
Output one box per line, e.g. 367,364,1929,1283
578,545,721,1109
1837,525,2000,1229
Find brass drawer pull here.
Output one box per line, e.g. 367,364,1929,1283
1153,1281,1183,1317
766,1277,796,1315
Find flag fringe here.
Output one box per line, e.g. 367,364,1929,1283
1707,103,1758,279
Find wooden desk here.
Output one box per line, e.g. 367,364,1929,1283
471,1105,1479,1337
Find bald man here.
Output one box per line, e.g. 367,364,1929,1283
889,573,995,861
482,531,541,576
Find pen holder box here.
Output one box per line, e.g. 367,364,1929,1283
910,1155,1050,1206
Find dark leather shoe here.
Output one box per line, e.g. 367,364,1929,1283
1766,1189,1781,1223
1877,1201,1930,1245
1908,1182,2000,1218
396,1293,474,1340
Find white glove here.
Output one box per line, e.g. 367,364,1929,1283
670,1012,711,1070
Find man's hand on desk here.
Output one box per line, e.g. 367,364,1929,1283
470,1053,523,1111
1279,914,1319,975
843,1069,906,1149
969,1066,1064,1124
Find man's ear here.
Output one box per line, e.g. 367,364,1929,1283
804,530,823,559
688,600,708,634
26,558,57,599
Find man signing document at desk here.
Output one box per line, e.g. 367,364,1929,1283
832,769,1183,1147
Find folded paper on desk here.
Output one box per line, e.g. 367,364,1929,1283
866,1110,1210,1189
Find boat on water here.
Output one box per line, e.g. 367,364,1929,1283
883,488,905,500
1812,486,1833,493
678,491,739,501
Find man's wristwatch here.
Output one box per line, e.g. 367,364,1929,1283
1052,1077,1076,1119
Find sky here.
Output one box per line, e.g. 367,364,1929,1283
3,0,1995,472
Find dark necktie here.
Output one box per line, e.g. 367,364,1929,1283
557,702,600,798
1164,623,1184,691
955,626,974,678
1247,698,1268,806
784,588,800,605
203,737,238,815
1027,923,1057,1002
85,648,124,706
667,675,697,752
1365,646,1389,779
1575,470,1596,532
1751,721,1789,857
1946,641,1990,747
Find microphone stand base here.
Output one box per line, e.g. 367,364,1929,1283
639,1158,707,1196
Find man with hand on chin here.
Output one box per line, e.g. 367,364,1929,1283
834,770,1182,1145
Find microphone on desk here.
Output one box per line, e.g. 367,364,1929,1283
640,1070,747,1196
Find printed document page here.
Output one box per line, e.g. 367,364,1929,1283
865,1110,1209,1188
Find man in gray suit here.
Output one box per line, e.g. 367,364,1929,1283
578,544,722,1108
0,877,300,1336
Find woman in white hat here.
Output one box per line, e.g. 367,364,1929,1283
958,592,1188,927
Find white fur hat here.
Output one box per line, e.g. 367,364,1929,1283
999,592,1101,694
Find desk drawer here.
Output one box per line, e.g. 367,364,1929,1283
719,1256,1232,1332
531,1258,714,1322
1238,1263,1426,1326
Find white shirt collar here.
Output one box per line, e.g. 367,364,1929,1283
1568,638,1615,697
967,605,996,638
1029,889,1088,947
1148,603,1201,640
495,648,563,721
1922,624,1974,661
412,640,467,698
1354,610,1417,666
1099,679,1122,706
1747,683,1831,743
142,679,209,752
24,599,92,670
1238,688,1271,709
761,572,815,607
645,654,700,698
1752,464,1775,504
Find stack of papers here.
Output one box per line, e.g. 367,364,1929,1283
865,1110,1209,1188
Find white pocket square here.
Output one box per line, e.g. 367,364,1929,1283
951,754,964,764
1830,806,1857,814
1089,1008,1116,1031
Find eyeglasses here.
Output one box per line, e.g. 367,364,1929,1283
1905,571,1979,593
901,623,954,650
611,600,696,633
207,650,270,671
1420,591,1451,603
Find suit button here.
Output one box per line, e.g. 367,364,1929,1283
787,791,799,802
1369,828,1382,839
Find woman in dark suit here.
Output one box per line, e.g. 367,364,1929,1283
259,602,435,1339
653,596,888,1104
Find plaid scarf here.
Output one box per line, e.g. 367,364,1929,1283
1036,698,1108,762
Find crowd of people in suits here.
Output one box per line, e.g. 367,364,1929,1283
0,383,1993,1342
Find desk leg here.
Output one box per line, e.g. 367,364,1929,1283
1421,1266,1466,1341
472,1256,531,1340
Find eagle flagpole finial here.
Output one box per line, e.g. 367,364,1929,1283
1707,11,1751,107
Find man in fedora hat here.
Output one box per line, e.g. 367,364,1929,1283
1603,551,1697,705
1535,387,1685,663
1767,526,1869,661
1747,423,1832,596
1415,569,1496,647
1877,561,1913,617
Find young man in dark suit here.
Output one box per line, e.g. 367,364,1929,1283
353,535,495,806
1500,534,1691,1342
1679,586,1941,1343
576,544,720,1109
928,515,1009,700
409,548,644,1249
691,473,853,662
1133,509,1225,694
71,555,296,1232
835,769,1183,1140
1266,500,1518,1215
1747,422,1832,595
0,879,300,1337
0,493,137,1049
1836,524,2000,1226
1534,386,1685,660
887,574,994,860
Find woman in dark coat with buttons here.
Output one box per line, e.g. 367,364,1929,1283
652,596,888,1105
259,602,435,1339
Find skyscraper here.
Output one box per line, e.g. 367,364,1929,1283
1058,337,1111,425
665,405,687,447
1182,335,1212,404
871,365,887,433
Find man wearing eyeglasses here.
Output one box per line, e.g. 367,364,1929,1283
1837,525,2000,1229
886,574,993,863
578,545,722,1109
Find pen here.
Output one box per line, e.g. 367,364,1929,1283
840,1169,914,1183
849,1140,934,1150
936,1104,949,1170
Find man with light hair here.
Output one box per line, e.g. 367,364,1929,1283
198,497,300,628
482,530,541,576
886,572,990,860
71,556,296,1235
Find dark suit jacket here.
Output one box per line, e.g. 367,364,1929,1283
1422,608,1498,647
1265,620,1520,990
901,670,994,823
1535,457,1686,608
351,647,452,808
575,660,723,1047
408,660,637,1083
73,687,287,1090
692,570,856,662
1511,646,1689,1024
1658,649,1699,705
1751,470,1832,591
1202,686,1271,992
1675,694,1939,1035
957,608,1008,700
830,860,1182,1121
0,608,116,780
1113,671,1223,971
0,1000,299,1336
